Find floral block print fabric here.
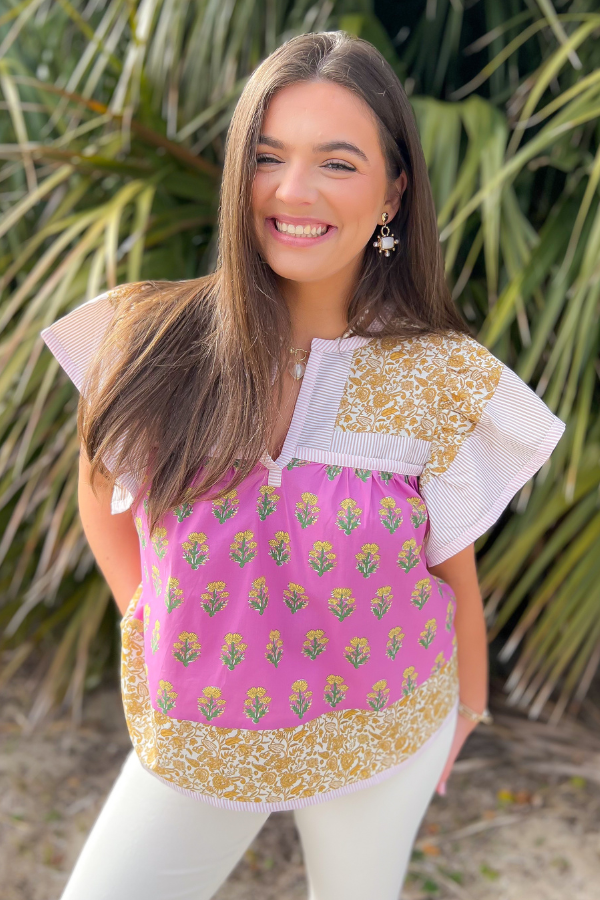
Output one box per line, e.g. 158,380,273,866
40,290,566,809
129,463,457,733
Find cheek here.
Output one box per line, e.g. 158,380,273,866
333,182,381,244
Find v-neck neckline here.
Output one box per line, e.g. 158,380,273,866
261,333,376,472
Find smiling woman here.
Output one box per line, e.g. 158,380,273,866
40,29,565,900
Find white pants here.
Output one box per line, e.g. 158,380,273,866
60,711,456,900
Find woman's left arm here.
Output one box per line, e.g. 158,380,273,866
428,542,488,796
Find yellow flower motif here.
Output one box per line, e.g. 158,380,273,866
269,629,281,640
326,675,346,686
224,632,243,644
273,531,289,542
388,627,404,638
259,485,276,496
207,580,226,591
403,666,416,678
361,543,379,554
306,630,325,641
288,582,304,592
301,492,318,504
313,540,332,551
372,679,388,691
247,686,268,699
349,637,369,648
380,497,396,508
202,686,222,698
182,531,207,547
158,679,175,693
291,679,308,693
340,498,358,509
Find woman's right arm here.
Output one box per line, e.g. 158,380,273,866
78,447,142,616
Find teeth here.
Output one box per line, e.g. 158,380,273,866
274,220,328,237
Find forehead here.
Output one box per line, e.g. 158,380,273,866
261,81,381,152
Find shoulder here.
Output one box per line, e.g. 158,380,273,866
348,330,503,398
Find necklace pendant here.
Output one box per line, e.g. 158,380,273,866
289,361,306,380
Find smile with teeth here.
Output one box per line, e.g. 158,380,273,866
274,219,329,237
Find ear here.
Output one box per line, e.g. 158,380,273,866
384,170,408,222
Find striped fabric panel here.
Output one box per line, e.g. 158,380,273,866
421,365,566,566
40,292,141,514
330,428,431,465
295,348,362,451
40,292,113,393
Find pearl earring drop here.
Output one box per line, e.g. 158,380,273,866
373,212,399,257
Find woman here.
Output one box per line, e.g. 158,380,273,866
42,31,565,900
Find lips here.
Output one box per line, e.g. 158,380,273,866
266,216,336,245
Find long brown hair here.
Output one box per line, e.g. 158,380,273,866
80,31,470,534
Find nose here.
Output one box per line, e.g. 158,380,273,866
274,161,318,207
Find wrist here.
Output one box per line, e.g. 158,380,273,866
458,700,493,725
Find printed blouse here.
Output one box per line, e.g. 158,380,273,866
41,290,565,811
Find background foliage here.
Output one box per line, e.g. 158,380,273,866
1,0,599,728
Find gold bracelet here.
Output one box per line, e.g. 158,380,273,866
458,701,493,725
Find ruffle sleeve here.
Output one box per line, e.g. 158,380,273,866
419,341,566,567
40,291,138,515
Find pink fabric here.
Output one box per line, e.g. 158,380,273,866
130,460,457,730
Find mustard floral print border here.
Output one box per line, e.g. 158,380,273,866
120,609,459,806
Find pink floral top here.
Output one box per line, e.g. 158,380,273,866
41,291,565,811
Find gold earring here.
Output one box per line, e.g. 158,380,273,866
373,212,399,257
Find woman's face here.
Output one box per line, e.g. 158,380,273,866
251,80,405,285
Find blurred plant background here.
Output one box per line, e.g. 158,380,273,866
0,0,599,729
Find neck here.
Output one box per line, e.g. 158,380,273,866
277,255,363,348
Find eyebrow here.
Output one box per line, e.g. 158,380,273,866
258,135,369,163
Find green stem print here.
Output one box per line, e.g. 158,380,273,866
370,586,393,619
367,679,390,711
200,581,229,616
229,530,257,568
289,679,312,719
328,588,355,621
143,495,149,517
379,471,394,484
378,498,403,534
354,468,371,482
325,465,343,481
407,496,428,528
265,630,284,667
156,680,177,713
283,582,309,613
433,576,445,598
308,541,336,576
256,485,279,520
323,675,348,708
402,666,418,695
197,687,226,721
355,543,380,578
418,618,437,649
151,526,169,559
134,516,147,548
152,565,162,597
446,600,455,631
268,531,291,566
248,576,269,615
343,637,371,669
397,539,421,573
151,620,160,653
182,532,209,569
244,687,271,723
386,627,404,660
286,458,308,470
211,490,239,523
165,577,184,613
172,631,202,666
295,492,320,528
336,499,362,535
220,632,247,670
302,630,329,660
410,578,432,610
174,501,194,522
